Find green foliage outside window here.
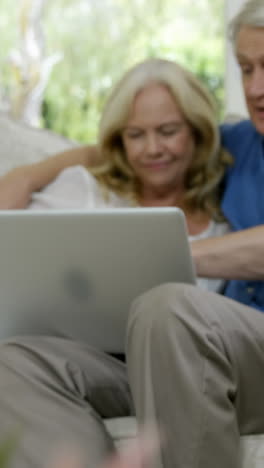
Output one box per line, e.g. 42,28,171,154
0,0,225,143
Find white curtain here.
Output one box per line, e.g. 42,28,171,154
225,0,248,118
8,0,61,127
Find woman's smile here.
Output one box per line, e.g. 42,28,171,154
141,158,173,170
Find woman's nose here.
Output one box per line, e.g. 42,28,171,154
145,133,162,155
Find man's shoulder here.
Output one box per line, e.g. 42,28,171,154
220,119,254,142
220,119,259,156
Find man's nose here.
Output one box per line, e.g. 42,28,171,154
247,69,264,99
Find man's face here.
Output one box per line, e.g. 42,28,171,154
236,25,264,135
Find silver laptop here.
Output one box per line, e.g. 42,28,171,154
0,208,196,352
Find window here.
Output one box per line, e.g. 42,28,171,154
0,0,224,141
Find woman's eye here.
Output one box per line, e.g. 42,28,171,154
161,129,176,136
160,126,180,136
126,132,143,139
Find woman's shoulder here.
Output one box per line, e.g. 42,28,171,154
206,219,231,237
48,164,102,195
50,165,131,208
55,165,98,185
29,165,100,209
188,219,230,242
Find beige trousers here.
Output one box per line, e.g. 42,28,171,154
0,337,132,468
2,284,264,468
126,283,264,468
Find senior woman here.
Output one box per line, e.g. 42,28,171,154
17,58,231,290
0,58,231,468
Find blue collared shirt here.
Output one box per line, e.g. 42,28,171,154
220,120,264,311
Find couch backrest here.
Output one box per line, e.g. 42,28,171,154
0,113,78,176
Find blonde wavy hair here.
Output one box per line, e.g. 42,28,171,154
90,58,232,220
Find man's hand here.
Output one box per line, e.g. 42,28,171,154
191,226,264,281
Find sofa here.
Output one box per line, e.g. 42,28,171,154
1,112,264,467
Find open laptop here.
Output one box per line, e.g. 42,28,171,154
0,208,196,352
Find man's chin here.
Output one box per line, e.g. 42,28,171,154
254,120,264,136
250,113,264,136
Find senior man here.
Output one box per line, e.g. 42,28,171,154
126,1,264,468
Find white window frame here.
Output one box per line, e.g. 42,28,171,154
225,0,248,117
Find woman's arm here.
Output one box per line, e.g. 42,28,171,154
191,225,264,280
0,144,99,209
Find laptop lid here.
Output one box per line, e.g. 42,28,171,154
0,208,196,352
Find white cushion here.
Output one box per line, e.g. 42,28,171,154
104,417,137,450
0,112,77,176
104,416,264,468
241,435,264,468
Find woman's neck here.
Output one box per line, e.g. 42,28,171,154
139,185,186,209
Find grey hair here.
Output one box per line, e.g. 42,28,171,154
229,0,264,45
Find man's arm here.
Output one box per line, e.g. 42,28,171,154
191,225,264,280
0,145,99,209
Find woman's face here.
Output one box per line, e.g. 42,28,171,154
121,83,196,196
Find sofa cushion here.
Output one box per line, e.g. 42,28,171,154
104,416,264,468
104,416,137,450
0,113,77,176
241,434,264,468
